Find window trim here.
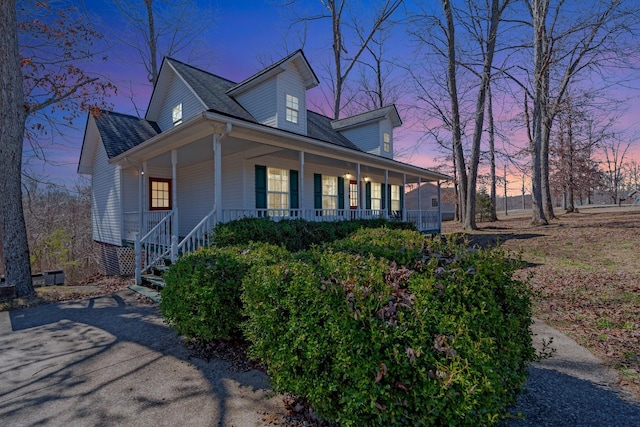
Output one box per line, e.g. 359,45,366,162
285,94,299,124
371,182,382,210
149,177,172,211
390,184,401,212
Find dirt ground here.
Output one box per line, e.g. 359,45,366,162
443,205,640,399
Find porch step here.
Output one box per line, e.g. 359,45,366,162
142,274,166,288
151,264,171,275
127,284,161,303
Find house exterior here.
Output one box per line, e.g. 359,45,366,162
78,50,449,282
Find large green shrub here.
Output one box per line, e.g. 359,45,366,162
211,217,415,251
160,242,290,341
242,229,533,426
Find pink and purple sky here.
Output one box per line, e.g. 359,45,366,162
29,0,640,196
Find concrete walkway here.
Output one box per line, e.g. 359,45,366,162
0,290,287,427
504,319,640,426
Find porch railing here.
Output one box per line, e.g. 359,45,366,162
222,208,392,222
176,208,217,258
405,210,440,233
124,210,171,241
135,210,174,285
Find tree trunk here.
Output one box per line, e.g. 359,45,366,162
0,0,34,297
144,0,158,84
442,0,468,226
530,0,549,226
488,81,498,221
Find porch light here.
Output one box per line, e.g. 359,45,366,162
364,176,370,182
344,173,352,179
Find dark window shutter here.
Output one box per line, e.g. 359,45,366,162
313,174,322,209
399,184,404,215
255,165,266,209
337,176,345,210
387,184,392,214
289,170,299,209
381,183,386,210
365,181,372,210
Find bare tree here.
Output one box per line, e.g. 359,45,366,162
409,0,512,230
284,0,402,119
602,135,631,204
112,0,216,85
1,0,113,297
526,0,638,224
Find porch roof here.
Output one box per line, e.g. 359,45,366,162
109,110,450,182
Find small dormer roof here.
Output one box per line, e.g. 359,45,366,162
226,50,319,97
331,105,402,131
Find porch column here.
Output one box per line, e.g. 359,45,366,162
384,169,389,219
356,163,361,218
437,181,442,232
418,177,422,231
138,166,144,237
299,151,305,219
213,134,222,222
142,161,148,234
402,174,407,221
172,150,178,239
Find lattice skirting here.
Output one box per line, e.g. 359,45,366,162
99,243,135,276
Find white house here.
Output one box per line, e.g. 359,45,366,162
78,50,448,282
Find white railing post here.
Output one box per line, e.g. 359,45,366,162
134,232,141,285
171,235,178,263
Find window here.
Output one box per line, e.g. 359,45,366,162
371,183,382,210
391,184,401,211
149,178,171,210
349,181,359,208
286,94,299,124
322,176,338,209
432,197,439,208
267,167,289,210
172,103,182,126
383,132,390,152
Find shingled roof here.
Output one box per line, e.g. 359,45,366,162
167,58,255,122
95,111,161,159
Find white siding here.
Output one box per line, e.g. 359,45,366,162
277,63,307,134
340,122,380,155
177,159,214,236
221,152,245,210
92,142,122,246
156,73,205,131
121,167,139,214
235,79,277,127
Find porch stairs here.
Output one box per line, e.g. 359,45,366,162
128,262,169,303
128,208,216,303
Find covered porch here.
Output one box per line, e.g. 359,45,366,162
111,112,448,283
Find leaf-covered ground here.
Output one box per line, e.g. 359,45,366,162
443,206,640,399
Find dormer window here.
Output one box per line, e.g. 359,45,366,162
383,132,391,152
172,103,183,126
286,94,299,124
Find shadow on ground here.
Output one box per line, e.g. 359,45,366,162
0,291,285,426
503,366,640,427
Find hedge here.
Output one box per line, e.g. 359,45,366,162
241,229,533,426
160,242,290,341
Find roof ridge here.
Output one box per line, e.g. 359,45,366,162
166,57,239,86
